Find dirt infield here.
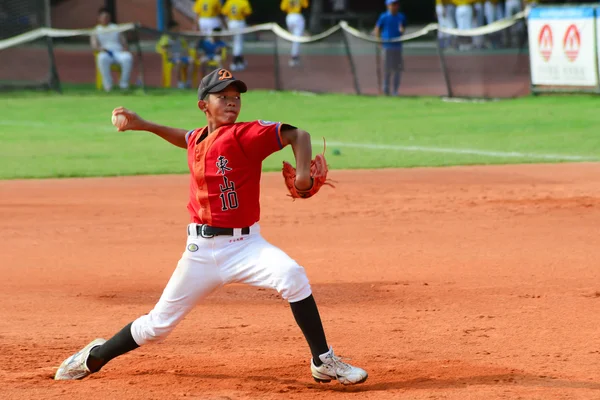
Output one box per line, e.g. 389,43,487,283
1,164,599,399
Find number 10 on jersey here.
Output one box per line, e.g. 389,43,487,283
219,176,239,211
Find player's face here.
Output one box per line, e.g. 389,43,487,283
200,86,241,126
98,12,110,25
388,2,399,14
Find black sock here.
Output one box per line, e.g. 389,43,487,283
87,322,139,372
289,294,329,367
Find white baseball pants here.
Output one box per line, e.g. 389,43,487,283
446,4,457,29
455,5,473,31
473,2,484,47
228,20,246,57
505,0,522,17
198,17,222,34
97,50,133,91
286,13,305,58
484,1,498,24
436,4,447,39
131,223,313,345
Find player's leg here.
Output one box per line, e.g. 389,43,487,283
221,229,367,385
391,48,403,96
456,5,473,51
287,14,303,66
199,18,209,35
473,2,484,49
446,4,458,49
484,1,499,47
54,230,224,380
435,4,447,48
382,48,392,96
229,20,246,70
115,51,133,89
97,52,114,91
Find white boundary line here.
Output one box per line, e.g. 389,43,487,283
319,141,597,162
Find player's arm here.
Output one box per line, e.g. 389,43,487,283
90,34,101,51
373,14,384,37
112,107,188,149
119,32,129,51
280,127,312,191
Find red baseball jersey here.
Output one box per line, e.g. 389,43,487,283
185,120,284,228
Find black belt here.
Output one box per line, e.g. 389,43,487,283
193,224,250,238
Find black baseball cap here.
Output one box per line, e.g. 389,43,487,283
197,68,248,100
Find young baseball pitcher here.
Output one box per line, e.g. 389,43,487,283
54,68,368,386
222,0,252,71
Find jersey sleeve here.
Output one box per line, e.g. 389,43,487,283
245,1,252,16
193,0,203,14
280,0,288,12
236,121,284,162
376,13,385,29
302,0,309,8
222,1,230,16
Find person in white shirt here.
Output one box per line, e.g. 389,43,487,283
90,8,133,91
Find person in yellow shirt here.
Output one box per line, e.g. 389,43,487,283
157,21,192,89
193,0,227,34
222,0,252,71
280,0,309,67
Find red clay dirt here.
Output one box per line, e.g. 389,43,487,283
1,164,599,400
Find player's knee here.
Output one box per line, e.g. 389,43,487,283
97,52,112,66
279,264,312,302
118,52,133,67
131,314,175,345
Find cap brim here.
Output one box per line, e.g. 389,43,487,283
199,79,248,100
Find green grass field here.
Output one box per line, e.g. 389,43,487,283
0,88,598,179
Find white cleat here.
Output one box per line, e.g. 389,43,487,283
311,347,368,385
54,338,106,380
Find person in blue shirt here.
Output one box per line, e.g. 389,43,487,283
373,0,407,96
196,28,229,73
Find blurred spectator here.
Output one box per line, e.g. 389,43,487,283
452,0,474,50
222,0,252,71
157,21,192,89
436,0,457,48
196,28,228,71
193,0,227,34
281,0,309,67
374,0,406,96
91,7,133,91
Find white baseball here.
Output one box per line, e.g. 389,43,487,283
111,113,128,129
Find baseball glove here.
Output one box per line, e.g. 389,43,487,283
282,138,335,199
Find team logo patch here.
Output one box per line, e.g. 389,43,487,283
187,243,199,252
258,120,277,126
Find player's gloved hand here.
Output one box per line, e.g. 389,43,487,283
111,107,147,132
282,139,334,199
